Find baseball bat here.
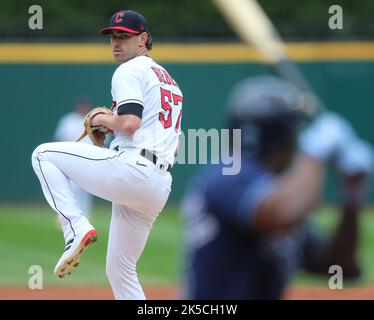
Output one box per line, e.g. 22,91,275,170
211,0,323,117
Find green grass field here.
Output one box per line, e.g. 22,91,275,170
0,203,373,288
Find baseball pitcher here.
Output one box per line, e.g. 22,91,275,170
31,10,183,300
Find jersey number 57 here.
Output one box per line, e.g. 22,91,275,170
159,88,183,133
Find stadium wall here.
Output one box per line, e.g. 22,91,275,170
1,42,373,202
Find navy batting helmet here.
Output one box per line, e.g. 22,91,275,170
226,75,310,160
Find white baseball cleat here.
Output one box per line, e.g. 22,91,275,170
54,228,97,279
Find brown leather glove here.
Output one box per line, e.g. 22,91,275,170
76,107,113,147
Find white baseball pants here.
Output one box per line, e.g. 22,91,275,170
31,142,172,300
70,181,93,219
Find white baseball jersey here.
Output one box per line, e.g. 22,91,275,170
110,56,183,165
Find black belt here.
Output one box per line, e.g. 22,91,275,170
140,149,172,172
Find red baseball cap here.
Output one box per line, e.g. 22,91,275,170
100,10,148,35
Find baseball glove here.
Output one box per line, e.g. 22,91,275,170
76,106,113,147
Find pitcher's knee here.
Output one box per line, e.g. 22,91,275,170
31,143,49,169
31,142,59,165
